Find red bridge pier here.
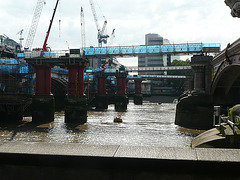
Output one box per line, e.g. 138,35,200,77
96,72,108,110
134,79,143,105
32,64,55,123
115,71,128,111
65,64,87,124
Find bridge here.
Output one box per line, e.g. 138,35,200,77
17,42,220,59
175,37,240,131
126,66,192,72
83,43,220,57
0,41,221,126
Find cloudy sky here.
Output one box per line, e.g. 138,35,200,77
0,0,239,65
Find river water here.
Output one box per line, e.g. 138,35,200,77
0,99,203,147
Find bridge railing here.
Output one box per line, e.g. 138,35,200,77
17,50,70,59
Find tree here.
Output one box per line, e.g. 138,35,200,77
171,59,190,66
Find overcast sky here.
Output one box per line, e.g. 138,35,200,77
0,0,239,66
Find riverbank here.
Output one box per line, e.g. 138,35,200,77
0,142,239,179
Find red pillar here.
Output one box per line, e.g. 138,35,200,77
117,76,127,94
78,65,85,97
35,64,51,95
67,64,86,97
126,80,129,94
97,77,107,95
135,80,142,94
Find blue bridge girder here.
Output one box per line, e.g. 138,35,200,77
83,43,221,57
126,66,192,72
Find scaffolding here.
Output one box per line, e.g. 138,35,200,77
0,58,34,94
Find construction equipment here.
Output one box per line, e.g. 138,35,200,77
80,7,86,49
16,29,24,46
109,28,115,45
89,0,109,47
42,0,60,51
24,0,45,51
101,58,112,68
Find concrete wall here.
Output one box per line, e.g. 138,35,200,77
0,142,240,180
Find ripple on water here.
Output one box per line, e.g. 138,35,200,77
0,102,198,147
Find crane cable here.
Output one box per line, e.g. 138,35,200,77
94,0,106,21
58,0,62,38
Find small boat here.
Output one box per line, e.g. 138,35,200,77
114,117,122,123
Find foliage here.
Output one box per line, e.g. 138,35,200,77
171,59,190,66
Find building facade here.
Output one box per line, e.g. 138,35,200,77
138,34,164,68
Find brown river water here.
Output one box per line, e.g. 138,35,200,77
0,99,203,147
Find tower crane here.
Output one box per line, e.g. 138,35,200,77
24,0,45,51
80,7,86,49
89,0,109,47
108,28,115,45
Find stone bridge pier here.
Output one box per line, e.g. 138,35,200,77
175,55,214,130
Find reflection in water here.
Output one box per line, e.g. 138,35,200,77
0,101,202,147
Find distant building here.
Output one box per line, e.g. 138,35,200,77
138,33,180,70
138,34,164,68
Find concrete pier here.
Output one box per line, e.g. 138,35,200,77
95,94,108,110
65,64,87,124
115,94,128,111
32,64,55,123
0,142,239,179
32,95,55,123
134,94,143,105
65,96,87,124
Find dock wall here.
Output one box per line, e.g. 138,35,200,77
0,142,239,180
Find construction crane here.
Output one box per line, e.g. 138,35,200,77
89,0,109,47
42,0,60,51
16,29,24,46
24,0,45,51
108,28,115,45
80,7,86,49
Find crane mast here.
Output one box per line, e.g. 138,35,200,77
89,0,101,33
24,0,45,51
80,7,86,49
42,0,60,51
89,0,109,47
